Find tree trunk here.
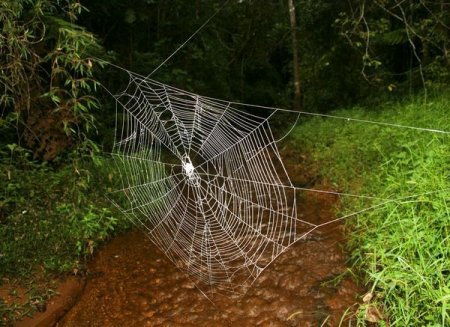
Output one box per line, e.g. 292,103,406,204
288,0,301,110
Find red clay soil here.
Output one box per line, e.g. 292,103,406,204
55,190,362,327
15,277,85,327
0,275,84,327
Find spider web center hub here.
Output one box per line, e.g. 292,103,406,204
182,155,200,187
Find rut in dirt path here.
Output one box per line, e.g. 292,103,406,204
58,169,363,327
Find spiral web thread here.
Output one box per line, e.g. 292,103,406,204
109,70,448,296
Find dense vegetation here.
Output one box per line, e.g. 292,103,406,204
1,0,449,325
290,95,450,325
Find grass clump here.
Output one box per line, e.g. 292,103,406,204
289,95,450,325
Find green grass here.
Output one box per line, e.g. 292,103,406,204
288,95,450,326
0,150,131,323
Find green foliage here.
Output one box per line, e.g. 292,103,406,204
0,0,105,160
289,95,450,325
0,0,45,110
336,0,450,94
0,151,130,278
42,15,105,138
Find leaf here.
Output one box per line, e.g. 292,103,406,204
51,94,61,104
7,143,17,152
365,305,384,323
377,29,408,46
124,9,136,24
362,292,373,303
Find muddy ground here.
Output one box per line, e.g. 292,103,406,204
56,188,362,326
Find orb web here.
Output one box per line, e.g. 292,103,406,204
110,71,320,295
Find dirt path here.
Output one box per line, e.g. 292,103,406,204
57,182,362,326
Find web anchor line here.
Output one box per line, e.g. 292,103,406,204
93,62,450,136
144,0,231,79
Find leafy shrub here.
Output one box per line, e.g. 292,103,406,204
0,0,105,160
0,146,130,277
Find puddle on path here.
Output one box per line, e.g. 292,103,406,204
58,183,362,326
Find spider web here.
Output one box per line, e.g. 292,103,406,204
108,71,369,295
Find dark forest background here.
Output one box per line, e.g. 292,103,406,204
1,0,449,160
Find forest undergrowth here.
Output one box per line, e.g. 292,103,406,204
0,151,130,324
289,94,450,326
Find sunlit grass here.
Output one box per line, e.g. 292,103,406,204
290,95,450,325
